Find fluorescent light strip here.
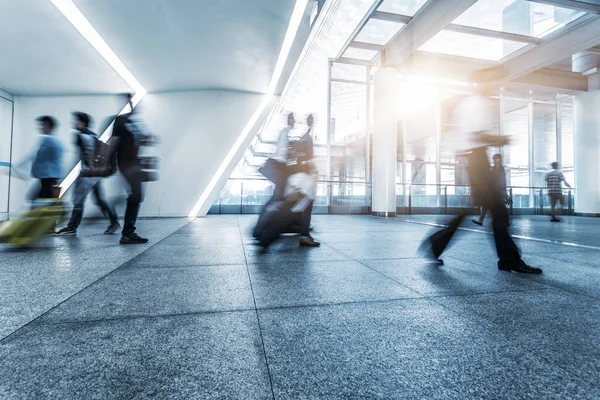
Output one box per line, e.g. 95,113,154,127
50,0,146,95
188,0,308,217
51,0,146,197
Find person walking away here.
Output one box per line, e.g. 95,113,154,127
31,116,63,199
108,94,148,244
297,114,319,247
546,162,571,222
54,112,120,236
420,88,541,274
473,153,507,226
269,113,295,204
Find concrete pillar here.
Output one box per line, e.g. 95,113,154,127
574,77,600,215
372,68,398,217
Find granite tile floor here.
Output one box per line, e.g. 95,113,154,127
0,214,599,399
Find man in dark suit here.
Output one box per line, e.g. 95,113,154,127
473,153,506,226
421,90,541,274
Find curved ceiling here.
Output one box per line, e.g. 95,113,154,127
0,0,132,95
72,0,297,93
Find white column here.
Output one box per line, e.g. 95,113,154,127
574,82,600,215
372,67,398,217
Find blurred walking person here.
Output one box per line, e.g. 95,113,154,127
297,114,319,247
267,112,295,204
109,94,148,244
546,162,571,222
31,116,63,199
472,153,507,226
420,88,542,274
54,112,120,236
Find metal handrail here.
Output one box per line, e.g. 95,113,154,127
227,177,371,184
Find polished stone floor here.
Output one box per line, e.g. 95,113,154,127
0,215,599,399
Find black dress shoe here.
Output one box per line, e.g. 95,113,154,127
472,219,483,226
498,261,542,274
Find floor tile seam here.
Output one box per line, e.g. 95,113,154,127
402,218,600,252
237,216,276,400
323,242,434,299
446,254,600,301
423,290,600,391
32,307,261,327
25,286,573,328
124,263,249,271
0,218,197,343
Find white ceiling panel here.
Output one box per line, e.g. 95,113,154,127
73,0,297,93
0,0,132,95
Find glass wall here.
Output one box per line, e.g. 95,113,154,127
532,102,557,187
393,91,573,212
559,97,574,186
0,95,14,218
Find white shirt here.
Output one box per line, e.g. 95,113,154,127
273,125,292,162
452,94,498,152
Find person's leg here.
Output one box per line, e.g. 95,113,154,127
66,179,87,230
480,207,487,222
299,200,319,246
421,214,465,263
121,168,145,238
39,179,55,199
92,181,118,225
549,195,557,219
473,207,486,225
489,196,541,274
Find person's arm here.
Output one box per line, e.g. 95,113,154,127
562,173,571,188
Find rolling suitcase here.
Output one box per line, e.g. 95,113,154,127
253,196,300,248
0,199,66,246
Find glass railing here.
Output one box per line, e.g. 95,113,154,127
396,183,575,216
209,178,372,214
209,179,575,216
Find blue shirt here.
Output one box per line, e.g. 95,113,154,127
31,135,63,179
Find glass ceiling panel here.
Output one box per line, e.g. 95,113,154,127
343,47,378,61
453,0,586,38
377,0,429,16
355,18,404,45
331,62,367,82
419,30,528,61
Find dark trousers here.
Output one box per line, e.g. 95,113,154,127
300,200,314,236
121,166,144,236
266,161,288,206
67,179,117,230
428,194,521,265
39,179,57,199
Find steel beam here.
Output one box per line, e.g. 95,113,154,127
445,24,542,44
514,68,588,92
335,0,385,60
336,57,371,66
474,15,600,84
370,11,412,24
526,0,600,14
348,41,385,52
383,0,478,67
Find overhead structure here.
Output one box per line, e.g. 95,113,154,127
334,0,600,92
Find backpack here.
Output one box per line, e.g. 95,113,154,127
79,138,117,177
91,139,117,177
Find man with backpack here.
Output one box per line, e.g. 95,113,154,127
109,94,149,244
55,112,120,236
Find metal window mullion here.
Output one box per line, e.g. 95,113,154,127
436,99,442,208
326,60,333,189
365,66,371,183
528,99,535,208
556,100,562,167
